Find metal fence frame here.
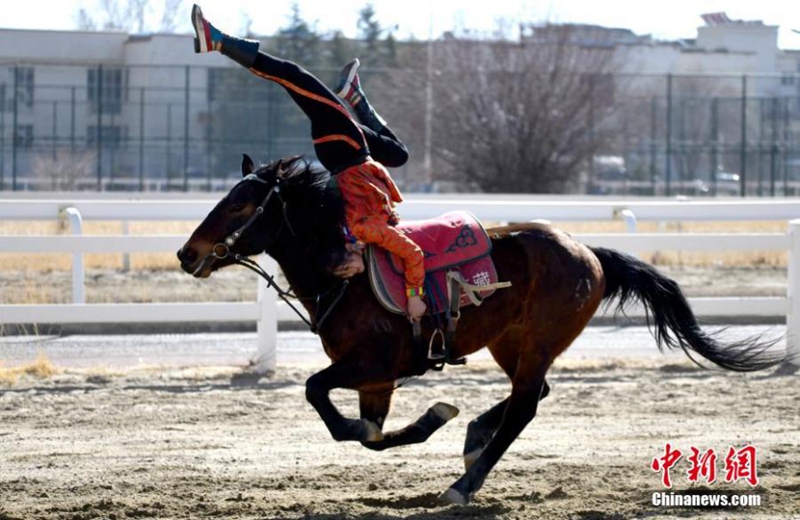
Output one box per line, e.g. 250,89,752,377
1,65,799,196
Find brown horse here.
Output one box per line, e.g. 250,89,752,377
177,155,786,505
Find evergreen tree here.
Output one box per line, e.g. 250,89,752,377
384,31,398,66
357,4,381,66
272,3,321,67
329,31,355,70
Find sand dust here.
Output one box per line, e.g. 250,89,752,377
0,358,797,519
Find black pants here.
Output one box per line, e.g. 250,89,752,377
249,53,407,172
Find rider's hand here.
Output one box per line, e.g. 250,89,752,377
407,296,426,322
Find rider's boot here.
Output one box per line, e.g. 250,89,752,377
191,4,259,68
335,58,388,133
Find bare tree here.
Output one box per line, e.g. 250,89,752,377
378,25,619,193
76,0,186,33
32,149,95,191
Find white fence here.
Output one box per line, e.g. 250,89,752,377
2,194,800,371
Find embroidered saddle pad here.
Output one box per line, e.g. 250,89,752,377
367,211,500,315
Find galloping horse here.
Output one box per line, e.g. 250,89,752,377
177,155,785,505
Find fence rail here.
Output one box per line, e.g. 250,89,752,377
2,196,799,371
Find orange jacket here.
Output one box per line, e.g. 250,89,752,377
337,160,425,293
337,159,402,224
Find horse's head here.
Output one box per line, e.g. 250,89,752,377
178,154,300,277
178,154,344,279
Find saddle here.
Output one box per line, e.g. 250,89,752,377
366,211,511,370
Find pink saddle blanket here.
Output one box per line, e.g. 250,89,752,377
366,211,501,315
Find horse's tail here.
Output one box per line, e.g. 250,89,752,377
591,246,788,372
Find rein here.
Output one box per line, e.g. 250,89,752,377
209,174,348,334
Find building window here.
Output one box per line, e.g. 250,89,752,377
781,75,796,86
14,67,34,107
14,125,33,148
87,125,124,148
88,68,125,114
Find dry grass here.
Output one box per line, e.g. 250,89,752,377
0,220,197,271
0,219,790,271
0,352,58,386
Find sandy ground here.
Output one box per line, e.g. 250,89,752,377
0,265,788,305
0,355,797,520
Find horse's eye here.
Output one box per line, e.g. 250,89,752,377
230,203,246,213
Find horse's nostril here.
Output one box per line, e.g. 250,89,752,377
178,247,198,265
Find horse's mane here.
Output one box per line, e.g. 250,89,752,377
260,155,329,189
255,155,345,223
254,156,346,269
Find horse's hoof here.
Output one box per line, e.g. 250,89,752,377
463,448,482,471
441,487,470,506
362,420,384,442
432,402,460,421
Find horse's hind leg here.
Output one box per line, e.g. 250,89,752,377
463,331,550,470
463,380,549,470
359,388,460,451
445,355,549,505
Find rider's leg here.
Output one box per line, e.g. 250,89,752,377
336,59,388,134
336,59,408,167
192,4,367,172
361,125,409,168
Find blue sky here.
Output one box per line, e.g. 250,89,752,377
3,0,799,48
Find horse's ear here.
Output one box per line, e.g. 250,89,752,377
241,154,255,176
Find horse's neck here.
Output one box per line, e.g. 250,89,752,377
265,187,342,310
269,239,328,312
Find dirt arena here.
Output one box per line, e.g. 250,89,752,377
1,356,797,520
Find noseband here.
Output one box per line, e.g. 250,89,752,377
207,173,348,333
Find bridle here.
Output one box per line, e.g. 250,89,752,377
205,173,348,333
210,174,284,261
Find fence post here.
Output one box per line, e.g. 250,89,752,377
61,206,85,304
614,208,639,257
121,220,130,272
255,254,277,374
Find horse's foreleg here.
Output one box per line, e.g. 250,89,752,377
445,365,548,505
359,387,459,451
463,379,549,470
305,359,389,443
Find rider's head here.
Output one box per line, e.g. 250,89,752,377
326,242,365,279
